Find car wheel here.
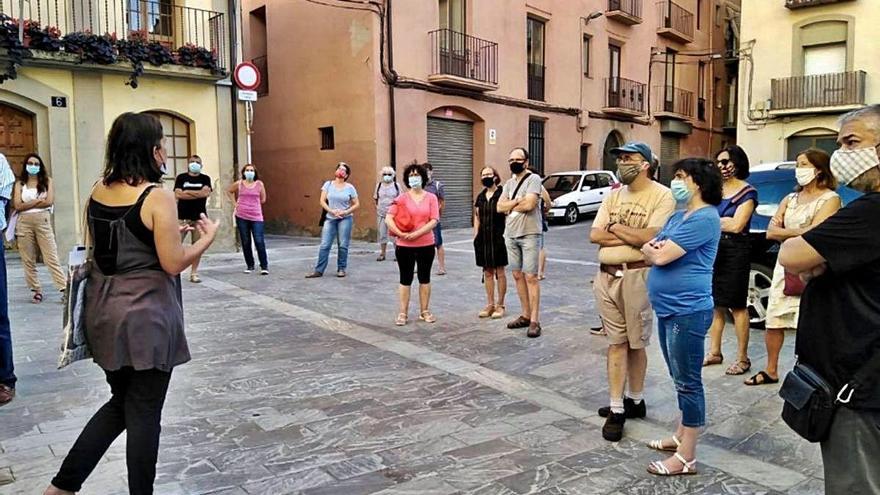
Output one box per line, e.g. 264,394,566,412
565,204,579,225
747,263,774,329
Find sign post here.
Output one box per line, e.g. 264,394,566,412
233,62,262,165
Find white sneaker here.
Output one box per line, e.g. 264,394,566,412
244,269,253,274
260,269,269,275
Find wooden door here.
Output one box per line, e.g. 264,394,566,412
0,103,36,175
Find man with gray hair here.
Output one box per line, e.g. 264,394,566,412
780,104,880,493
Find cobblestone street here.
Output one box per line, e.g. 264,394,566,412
0,221,822,494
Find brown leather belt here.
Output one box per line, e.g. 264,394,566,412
600,261,649,277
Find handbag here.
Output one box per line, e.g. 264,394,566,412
783,271,806,296
58,191,95,369
779,359,868,443
390,196,415,233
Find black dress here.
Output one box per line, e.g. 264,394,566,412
474,188,508,268
712,184,758,309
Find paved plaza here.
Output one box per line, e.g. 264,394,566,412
0,220,823,494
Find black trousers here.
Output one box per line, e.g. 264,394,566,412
51,367,172,495
396,245,435,286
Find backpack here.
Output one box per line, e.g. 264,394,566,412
375,181,400,203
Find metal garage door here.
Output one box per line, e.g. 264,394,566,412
427,117,474,229
659,135,681,185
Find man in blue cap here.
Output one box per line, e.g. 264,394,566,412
590,141,675,441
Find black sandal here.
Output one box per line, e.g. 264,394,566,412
32,292,43,304
744,371,778,386
507,316,530,329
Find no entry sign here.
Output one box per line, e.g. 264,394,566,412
233,62,261,91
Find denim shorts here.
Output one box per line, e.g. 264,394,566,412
505,234,540,274
433,223,443,247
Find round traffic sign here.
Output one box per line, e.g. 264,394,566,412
234,62,261,91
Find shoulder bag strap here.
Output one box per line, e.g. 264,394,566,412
510,172,532,200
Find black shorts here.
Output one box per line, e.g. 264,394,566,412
396,245,435,286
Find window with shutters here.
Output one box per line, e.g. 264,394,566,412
320,127,335,150
528,118,545,176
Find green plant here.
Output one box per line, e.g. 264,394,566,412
117,35,174,88
25,22,62,52
0,15,29,83
176,43,224,75
62,31,117,64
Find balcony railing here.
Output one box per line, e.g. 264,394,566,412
252,55,268,96
605,77,646,115
653,85,694,118
785,0,855,9
771,71,866,112
429,29,498,91
1,0,229,71
656,1,694,43
528,62,545,101
607,0,643,24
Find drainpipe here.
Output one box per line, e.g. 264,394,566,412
228,0,240,170
387,0,397,170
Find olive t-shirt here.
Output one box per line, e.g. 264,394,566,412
593,181,675,265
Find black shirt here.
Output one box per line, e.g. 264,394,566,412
798,192,880,410
174,173,212,221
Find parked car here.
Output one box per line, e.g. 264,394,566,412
746,164,861,328
544,170,620,225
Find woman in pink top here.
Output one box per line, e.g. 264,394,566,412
226,164,268,274
386,163,440,326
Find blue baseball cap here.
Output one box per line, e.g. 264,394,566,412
610,141,653,164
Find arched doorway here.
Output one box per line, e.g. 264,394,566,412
0,103,36,174
602,131,623,171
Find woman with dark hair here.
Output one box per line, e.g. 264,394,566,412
227,164,269,275
704,145,758,376
306,162,360,278
44,112,219,495
386,162,440,325
745,149,841,386
13,153,67,303
473,166,508,319
642,158,722,476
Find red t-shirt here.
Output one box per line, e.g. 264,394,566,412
388,192,440,248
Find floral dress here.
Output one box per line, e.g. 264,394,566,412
765,190,839,329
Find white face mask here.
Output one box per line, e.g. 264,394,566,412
830,146,880,186
795,168,816,187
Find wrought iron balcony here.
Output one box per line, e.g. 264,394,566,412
607,0,643,25
1,0,229,73
527,62,545,101
770,71,866,115
656,1,694,44
604,77,646,117
785,0,856,9
428,29,498,92
653,85,694,119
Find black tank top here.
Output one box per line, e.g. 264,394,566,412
88,186,158,275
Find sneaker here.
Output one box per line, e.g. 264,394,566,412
244,268,254,274
305,272,323,279
589,325,606,336
260,269,269,275
0,384,14,407
602,412,626,442
598,398,647,419
189,274,202,284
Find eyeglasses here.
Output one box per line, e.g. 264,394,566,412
382,173,393,177
508,159,526,164
717,159,731,166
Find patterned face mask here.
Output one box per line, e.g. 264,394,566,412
830,146,880,187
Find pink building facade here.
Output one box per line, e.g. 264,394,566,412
243,0,739,235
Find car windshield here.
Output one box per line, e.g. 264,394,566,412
543,175,580,193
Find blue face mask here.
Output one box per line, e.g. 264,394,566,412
244,170,256,181
408,176,423,189
26,164,40,176
670,179,693,203
188,162,202,174
382,174,394,183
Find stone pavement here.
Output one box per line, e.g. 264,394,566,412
0,220,824,494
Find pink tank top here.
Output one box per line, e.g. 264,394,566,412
235,181,264,221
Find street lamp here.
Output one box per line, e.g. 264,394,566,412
583,11,604,24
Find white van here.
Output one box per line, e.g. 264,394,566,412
543,170,620,225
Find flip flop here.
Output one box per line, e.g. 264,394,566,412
744,371,779,386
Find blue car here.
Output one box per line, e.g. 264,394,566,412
746,164,861,328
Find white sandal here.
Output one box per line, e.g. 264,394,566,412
648,434,681,452
647,452,697,476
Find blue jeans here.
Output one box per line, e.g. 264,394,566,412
0,245,13,389
657,309,714,427
315,215,353,274
236,217,268,270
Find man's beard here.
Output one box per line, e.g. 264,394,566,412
849,166,880,193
